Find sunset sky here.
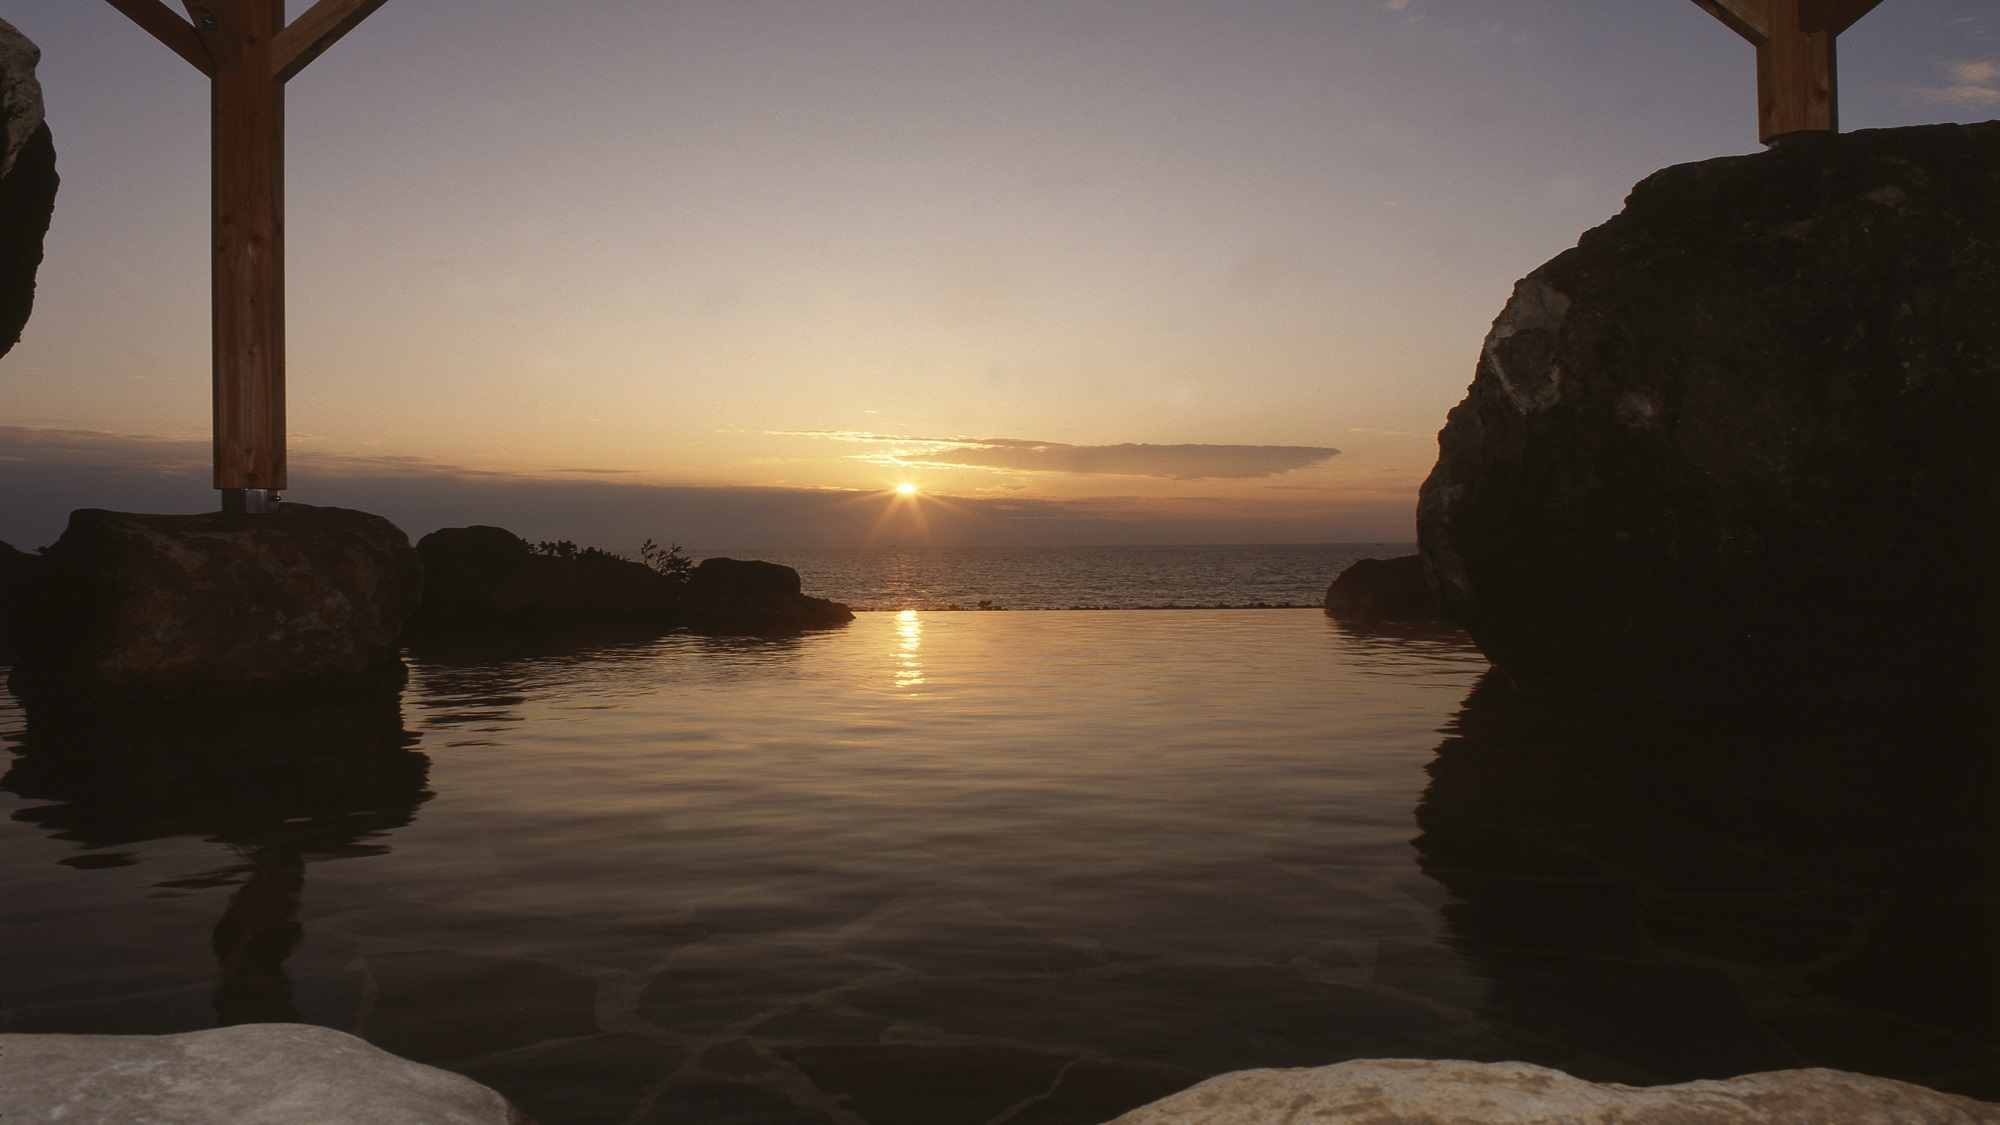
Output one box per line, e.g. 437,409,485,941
1,0,1993,549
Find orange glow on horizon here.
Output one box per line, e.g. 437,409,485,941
863,480,963,546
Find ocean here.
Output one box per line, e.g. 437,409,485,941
0,545,1992,1124
694,543,1413,610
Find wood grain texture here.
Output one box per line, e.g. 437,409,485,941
181,0,244,73
1691,0,1866,142
209,0,286,490
102,0,215,75
1692,0,1771,43
1817,0,1886,34
273,0,393,82
1755,0,1838,141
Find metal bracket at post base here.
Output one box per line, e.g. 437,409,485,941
220,488,281,514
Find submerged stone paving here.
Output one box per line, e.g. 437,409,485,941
8,745,1987,1123
297,867,1508,1123
0,617,1993,1124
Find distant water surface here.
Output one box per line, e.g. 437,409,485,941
695,543,1413,610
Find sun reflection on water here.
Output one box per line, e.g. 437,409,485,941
894,608,924,688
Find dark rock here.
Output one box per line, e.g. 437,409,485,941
404,528,852,641
403,525,680,644
0,19,57,359
688,556,802,598
0,536,37,658
7,505,422,701
1417,121,2000,700
681,556,853,634
1322,555,1446,622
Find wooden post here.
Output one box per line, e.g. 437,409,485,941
202,0,286,497
1691,0,1886,145
104,0,391,511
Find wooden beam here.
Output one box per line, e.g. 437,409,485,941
209,0,287,491
1692,0,1770,44
182,1,244,73
1691,0,1856,143
273,0,393,83
1809,0,1886,35
103,0,215,76
1756,0,1838,141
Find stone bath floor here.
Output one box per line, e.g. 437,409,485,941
2,626,1994,1124
6,764,1992,1125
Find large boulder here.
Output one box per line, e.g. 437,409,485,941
1417,121,2000,700
403,530,853,642
1323,555,1448,622
1107,1058,2000,1123
0,536,34,658
0,18,57,358
680,555,854,633
7,505,422,700
403,525,681,643
0,1024,524,1124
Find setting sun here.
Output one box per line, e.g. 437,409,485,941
896,483,918,495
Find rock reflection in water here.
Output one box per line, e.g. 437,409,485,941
9,612,1990,1123
1414,674,1999,1098
1,693,430,1026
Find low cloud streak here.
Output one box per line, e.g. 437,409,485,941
1902,59,2000,107
0,427,1401,549
779,431,1340,480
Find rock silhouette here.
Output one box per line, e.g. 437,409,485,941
681,555,854,634
0,18,57,359
403,525,680,644
0,536,33,658
1418,121,2000,701
403,525,851,648
1322,555,1447,623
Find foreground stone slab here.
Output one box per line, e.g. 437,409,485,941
0,1024,526,1124
1417,120,1999,701
7,504,421,700
1106,1058,2000,1124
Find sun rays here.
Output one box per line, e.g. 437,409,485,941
806,481,977,547
864,483,961,546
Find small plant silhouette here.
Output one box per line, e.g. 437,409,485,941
533,537,688,579
640,538,694,585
